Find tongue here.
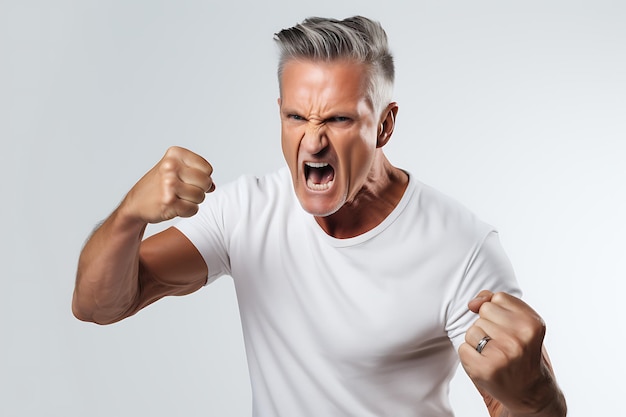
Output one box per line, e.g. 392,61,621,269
309,165,334,184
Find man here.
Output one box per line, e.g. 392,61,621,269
73,16,566,417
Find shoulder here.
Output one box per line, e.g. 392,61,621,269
195,167,296,232
218,166,290,196
204,166,292,208
408,174,495,240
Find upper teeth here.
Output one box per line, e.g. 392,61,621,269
305,162,328,168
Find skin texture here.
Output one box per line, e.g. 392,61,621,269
73,59,566,416
461,291,567,417
72,146,213,324
279,59,407,238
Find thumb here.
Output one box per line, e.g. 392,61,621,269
468,290,494,313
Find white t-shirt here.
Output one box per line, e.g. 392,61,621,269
175,167,521,417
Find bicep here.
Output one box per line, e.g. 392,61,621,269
133,227,208,311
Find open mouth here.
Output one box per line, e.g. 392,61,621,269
304,161,335,191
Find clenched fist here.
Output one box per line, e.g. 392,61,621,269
459,291,565,416
121,146,215,224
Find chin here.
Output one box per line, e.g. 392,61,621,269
297,193,345,218
302,206,339,218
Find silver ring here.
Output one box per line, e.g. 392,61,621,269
475,336,491,354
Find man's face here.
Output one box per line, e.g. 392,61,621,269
279,59,381,217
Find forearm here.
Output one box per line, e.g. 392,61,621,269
489,387,566,417
482,355,567,417
508,349,566,417
504,375,567,417
72,203,147,324
73,147,215,324
508,395,567,417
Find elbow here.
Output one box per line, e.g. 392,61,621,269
71,291,124,325
71,304,123,325
72,307,96,324
71,292,97,323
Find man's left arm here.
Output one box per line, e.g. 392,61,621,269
458,291,567,417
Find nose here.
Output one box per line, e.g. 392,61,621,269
301,122,328,155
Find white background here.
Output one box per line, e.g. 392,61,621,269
1,1,624,416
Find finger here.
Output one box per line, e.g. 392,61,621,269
174,181,208,205
464,323,489,350
458,341,505,383
459,341,480,364
470,291,530,316
172,199,201,218
163,146,213,177
177,147,214,176
466,316,513,358
477,299,517,328
489,292,539,318
458,341,494,378
480,293,546,340
473,313,544,363
156,196,200,220
471,317,510,350
468,290,494,313
459,340,490,364
178,165,214,192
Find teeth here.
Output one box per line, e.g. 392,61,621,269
305,162,329,168
307,179,334,191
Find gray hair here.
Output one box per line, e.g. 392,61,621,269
274,16,395,116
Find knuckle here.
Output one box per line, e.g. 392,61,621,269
478,301,493,316
159,182,177,202
159,159,178,174
519,319,545,342
491,291,508,303
474,317,487,331
161,174,178,189
160,192,176,208
518,322,535,339
165,145,182,156
537,317,548,337
501,336,525,359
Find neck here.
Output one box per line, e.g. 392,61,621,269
314,152,409,239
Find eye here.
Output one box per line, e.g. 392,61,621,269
288,114,305,121
328,116,351,123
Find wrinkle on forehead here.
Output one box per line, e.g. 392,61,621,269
280,59,371,120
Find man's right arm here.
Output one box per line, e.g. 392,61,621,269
72,146,215,325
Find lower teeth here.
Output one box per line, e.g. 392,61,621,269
307,179,333,191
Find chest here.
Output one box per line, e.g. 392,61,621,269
230,217,464,364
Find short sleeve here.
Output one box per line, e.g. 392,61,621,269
445,231,522,351
174,189,233,284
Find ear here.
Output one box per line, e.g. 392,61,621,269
376,102,399,148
